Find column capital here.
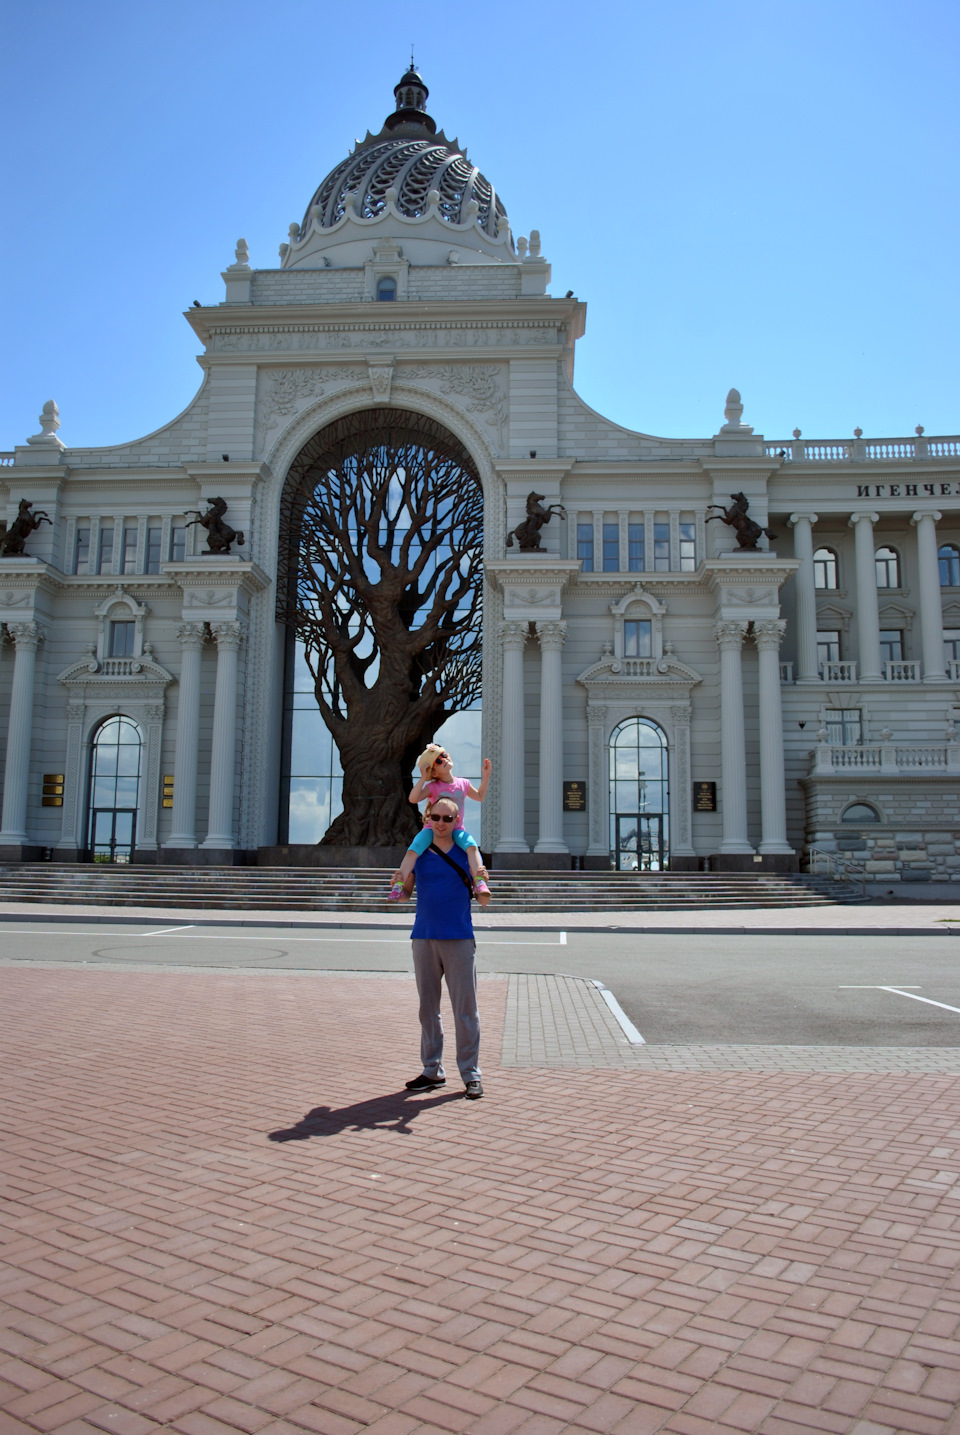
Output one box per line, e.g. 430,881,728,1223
499,619,529,650
753,618,787,651
6,621,45,651
535,619,567,649
210,620,244,651
848,511,880,528
587,702,607,728
177,621,207,650
788,512,819,528
910,509,942,527
714,619,749,650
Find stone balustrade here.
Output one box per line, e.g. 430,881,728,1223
810,742,960,776
766,433,960,462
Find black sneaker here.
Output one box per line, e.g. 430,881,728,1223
405,1074,446,1091
464,1080,484,1100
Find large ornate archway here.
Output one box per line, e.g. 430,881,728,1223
276,407,485,847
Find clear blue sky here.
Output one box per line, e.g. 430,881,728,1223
2,0,957,450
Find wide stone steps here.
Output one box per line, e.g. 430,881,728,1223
0,864,844,912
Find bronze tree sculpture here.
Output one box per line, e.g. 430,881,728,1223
278,408,484,847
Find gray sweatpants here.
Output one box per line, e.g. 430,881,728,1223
411,937,481,1083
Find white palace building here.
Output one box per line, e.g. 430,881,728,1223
2,70,959,883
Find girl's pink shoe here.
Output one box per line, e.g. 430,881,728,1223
387,882,407,903
474,877,492,906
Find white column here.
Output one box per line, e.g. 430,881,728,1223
201,621,243,850
495,620,529,852
165,623,206,847
535,620,568,854
0,622,44,845
715,620,753,853
912,509,946,682
754,619,793,854
789,512,819,682
849,511,882,681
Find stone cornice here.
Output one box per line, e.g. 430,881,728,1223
161,559,271,594
484,559,581,592
189,298,575,344
703,556,800,592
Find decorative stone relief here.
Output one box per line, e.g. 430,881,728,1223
255,365,362,452
726,587,777,607
503,586,558,607
404,365,506,446
368,363,394,402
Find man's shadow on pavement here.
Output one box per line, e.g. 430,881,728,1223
268,1088,463,1141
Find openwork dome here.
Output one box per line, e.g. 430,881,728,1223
301,70,508,239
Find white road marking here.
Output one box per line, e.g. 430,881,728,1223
560,931,567,945
838,984,922,989
880,987,960,1015
591,979,645,1044
0,929,565,947
139,925,196,937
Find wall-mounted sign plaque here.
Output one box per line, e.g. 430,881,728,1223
693,781,717,812
563,780,586,811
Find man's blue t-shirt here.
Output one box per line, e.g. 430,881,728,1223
410,843,474,940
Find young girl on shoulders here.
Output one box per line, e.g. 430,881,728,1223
388,744,493,905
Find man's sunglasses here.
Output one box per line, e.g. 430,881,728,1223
428,814,455,823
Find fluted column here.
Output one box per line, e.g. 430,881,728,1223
535,620,568,854
789,512,819,682
912,509,946,682
165,623,206,848
0,622,45,845
849,511,882,681
201,621,244,850
495,620,529,852
754,620,793,854
715,620,753,853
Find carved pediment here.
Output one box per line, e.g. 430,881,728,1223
577,653,702,688
59,656,175,686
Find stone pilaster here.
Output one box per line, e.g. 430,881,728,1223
494,620,529,853
788,512,819,682
715,619,753,853
754,619,793,854
0,622,45,846
201,621,244,850
165,623,207,848
534,620,567,854
912,510,947,682
849,511,882,681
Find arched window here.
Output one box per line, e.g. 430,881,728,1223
608,717,669,871
875,546,900,588
813,547,839,589
376,276,397,301
841,802,880,824
939,544,960,586
87,716,143,862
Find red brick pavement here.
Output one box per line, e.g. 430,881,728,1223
1,966,960,1435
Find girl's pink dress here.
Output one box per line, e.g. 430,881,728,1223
426,776,471,829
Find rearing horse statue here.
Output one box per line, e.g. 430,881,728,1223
705,492,775,550
0,499,52,557
185,497,245,555
507,491,567,552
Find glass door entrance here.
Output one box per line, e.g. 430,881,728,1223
615,813,666,871
90,808,137,863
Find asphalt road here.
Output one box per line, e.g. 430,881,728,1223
1,918,958,1047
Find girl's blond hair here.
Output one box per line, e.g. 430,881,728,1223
416,743,445,778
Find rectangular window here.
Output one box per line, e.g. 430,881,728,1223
817,631,841,670
627,522,644,571
73,526,90,574
944,630,960,662
813,548,839,589
170,523,186,562
653,522,670,572
602,523,619,572
145,526,163,574
109,621,136,657
122,526,138,574
624,619,652,658
825,708,861,746
97,525,114,574
577,522,594,572
879,629,904,663
679,521,696,571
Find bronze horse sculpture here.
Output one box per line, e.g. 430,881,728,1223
506,491,567,552
0,499,52,557
705,492,775,550
185,497,245,555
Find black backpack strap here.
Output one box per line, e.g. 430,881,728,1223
428,840,475,899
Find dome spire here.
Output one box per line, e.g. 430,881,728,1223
385,63,436,135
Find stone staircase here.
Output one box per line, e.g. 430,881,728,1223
0,864,850,912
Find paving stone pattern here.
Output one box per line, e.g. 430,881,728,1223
2,966,960,1435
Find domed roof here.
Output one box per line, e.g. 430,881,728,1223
301,70,508,240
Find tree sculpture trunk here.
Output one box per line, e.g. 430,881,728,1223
278,408,484,848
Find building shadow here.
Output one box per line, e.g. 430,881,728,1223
268,1087,463,1141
